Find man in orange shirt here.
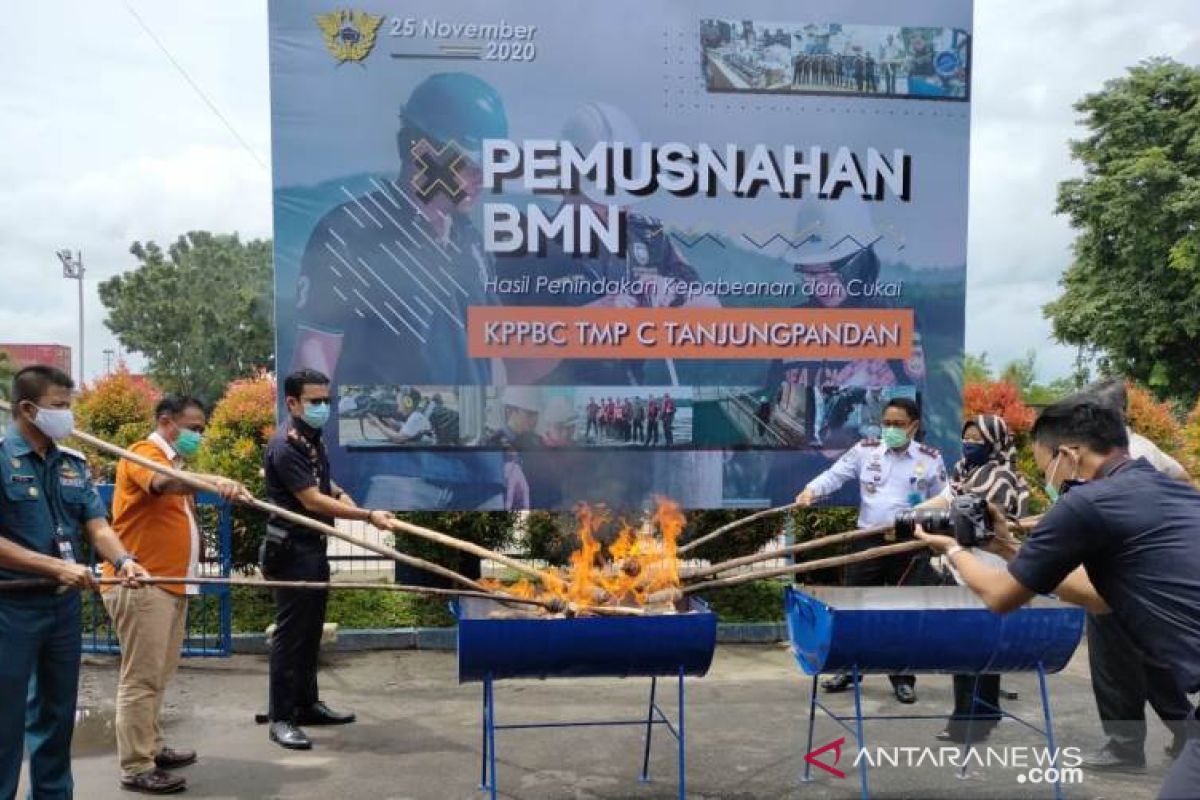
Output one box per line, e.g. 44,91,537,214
102,396,247,794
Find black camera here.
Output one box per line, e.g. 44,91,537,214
893,493,993,547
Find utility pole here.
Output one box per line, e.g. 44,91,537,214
55,250,85,384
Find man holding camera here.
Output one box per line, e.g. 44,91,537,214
261,369,397,751
915,397,1200,800
796,396,948,703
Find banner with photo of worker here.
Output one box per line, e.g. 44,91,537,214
269,0,972,511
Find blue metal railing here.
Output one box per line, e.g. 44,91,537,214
83,485,233,658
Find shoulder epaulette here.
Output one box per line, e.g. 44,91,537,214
858,438,880,448
59,445,88,462
918,443,940,457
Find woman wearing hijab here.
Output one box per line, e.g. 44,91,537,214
929,414,1032,743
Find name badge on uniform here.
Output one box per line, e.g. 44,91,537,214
10,474,33,484
59,477,85,489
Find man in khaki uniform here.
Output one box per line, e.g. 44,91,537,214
102,396,247,794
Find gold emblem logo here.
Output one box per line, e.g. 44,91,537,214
315,10,384,64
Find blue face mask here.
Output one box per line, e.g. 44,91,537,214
961,441,990,469
301,401,331,429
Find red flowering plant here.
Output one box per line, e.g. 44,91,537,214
72,366,162,480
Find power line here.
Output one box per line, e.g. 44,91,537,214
121,0,269,173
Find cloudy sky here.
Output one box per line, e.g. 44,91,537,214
2,0,1199,384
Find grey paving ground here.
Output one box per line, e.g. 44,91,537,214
43,644,1178,799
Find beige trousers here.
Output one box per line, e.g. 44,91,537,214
103,586,188,777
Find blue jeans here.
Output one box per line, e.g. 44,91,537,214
0,591,82,800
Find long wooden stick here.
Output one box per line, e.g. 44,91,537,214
678,502,800,555
689,515,1044,581
0,399,483,592
685,524,892,581
681,540,931,596
0,575,552,608
376,518,550,585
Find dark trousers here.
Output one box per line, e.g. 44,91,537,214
947,674,1002,731
1159,712,1200,800
1087,613,1194,755
646,419,659,445
844,550,938,690
268,538,330,723
0,592,82,800
662,415,675,445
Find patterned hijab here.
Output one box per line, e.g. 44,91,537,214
949,414,1031,521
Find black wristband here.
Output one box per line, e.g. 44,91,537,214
113,554,137,572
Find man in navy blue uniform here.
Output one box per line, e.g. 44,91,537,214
0,365,147,799
917,398,1200,800
291,71,508,511
261,369,398,751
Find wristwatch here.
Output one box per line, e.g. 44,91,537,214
113,554,138,572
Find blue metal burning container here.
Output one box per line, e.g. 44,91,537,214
786,586,1085,676
454,597,717,800
785,586,1086,800
456,596,717,681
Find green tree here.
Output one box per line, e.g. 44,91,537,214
1046,59,1200,402
963,352,992,384
98,232,274,403
0,350,15,399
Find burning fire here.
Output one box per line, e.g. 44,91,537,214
484,497,686,614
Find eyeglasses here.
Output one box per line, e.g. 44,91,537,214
880,420,911,428
303,398,332,406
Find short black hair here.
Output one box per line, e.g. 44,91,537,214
1086,377,1128,418
884,396,921,422
1031,398,1129,454
155,394,205,419
283,368,330,400
12,365,74,406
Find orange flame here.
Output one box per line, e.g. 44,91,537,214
486,498,684,615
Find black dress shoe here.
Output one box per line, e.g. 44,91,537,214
154,747,197,769
1166,735,1186,760
935,723,995,744
120,768,187,794
1082,742,1145,772
821,673,860,692
294,701,356,726
269,721,313,750
894,684,917,704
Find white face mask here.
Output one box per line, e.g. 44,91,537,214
30,406,75,441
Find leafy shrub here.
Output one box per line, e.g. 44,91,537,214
1126,381,1184,456
962,380,1035,435
196,372,276,572
391,511,517,585
229,585,453,632
73,367,161,480
1182,395,1200,477
699,580,786,622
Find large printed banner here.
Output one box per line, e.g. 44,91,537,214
269,0,972,511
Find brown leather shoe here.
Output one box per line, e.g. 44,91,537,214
155,748,197,769
120,768,187,794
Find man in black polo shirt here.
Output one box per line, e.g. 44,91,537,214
261,369,396,750
916,398,1200,799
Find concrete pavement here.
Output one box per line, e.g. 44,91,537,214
54,644,1177,799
